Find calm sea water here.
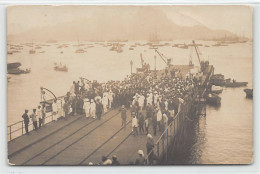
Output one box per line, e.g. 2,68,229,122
7,40,253,164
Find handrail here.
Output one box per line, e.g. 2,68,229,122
7,112,55,141
146,95,195,163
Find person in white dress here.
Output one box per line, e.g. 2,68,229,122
108,90,114,109
102,92,109,113
83,98,91,118
52,99,58,121
90,99,96,119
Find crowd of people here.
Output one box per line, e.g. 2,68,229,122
22,61,207,164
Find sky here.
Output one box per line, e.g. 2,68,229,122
7,5,253,38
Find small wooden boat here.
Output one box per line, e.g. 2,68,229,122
7,62,22,69
211,85,223,94
206,93,221,106
29,49,36,54
244,88,253,98
7,68,31,74
54,63,68,72
224,79,248,87
75,49,85,53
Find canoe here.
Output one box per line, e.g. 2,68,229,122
244,89,253,98
54,66,68,72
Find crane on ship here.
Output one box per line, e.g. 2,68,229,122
154,49,172,67
189,40,202,66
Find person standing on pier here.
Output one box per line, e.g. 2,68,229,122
135,150,145,165
144,115,149,135
108,90,114,109
120,105,127,129
42,104,46,125
112,155,120,165
132,114,138,136
30,109,38,131
102,91,109,113
138,111,145,134
22,109,29,134
52,99,58,121
156,108,163,133
146,134,155,165
90,99,96,119
83,98,91,118
37,106,43,129
96,99,103,120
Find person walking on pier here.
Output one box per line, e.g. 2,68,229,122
120,105,127,129
22,109,29,134
37,106,43,129
30,109,38,131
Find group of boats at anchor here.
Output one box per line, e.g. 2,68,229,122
205,73,252,106
7,38,250,56
7,61,68,77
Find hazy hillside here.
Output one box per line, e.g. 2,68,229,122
7,7,238,42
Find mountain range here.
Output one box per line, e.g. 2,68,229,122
7,7,238,42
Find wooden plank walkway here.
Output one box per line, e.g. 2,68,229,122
8,108,160,165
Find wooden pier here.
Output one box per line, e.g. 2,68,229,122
8,65,214,166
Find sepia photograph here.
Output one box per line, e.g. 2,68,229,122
7,5,253,166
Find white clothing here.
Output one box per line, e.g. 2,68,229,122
132,117,138,128
90,102,96,118
157,110,162,122
83,101,91,118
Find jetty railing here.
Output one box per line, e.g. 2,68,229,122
7,111,56,142
146,92,194,164
7,95,66,142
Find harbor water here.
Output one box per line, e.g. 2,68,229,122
7,41,253,164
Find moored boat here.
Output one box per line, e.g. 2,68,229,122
211,85,223,94
244,88,253,98
54,63,68,72
7,68,31,74
206,93,221,106
7,62,22,69
224,79,248,87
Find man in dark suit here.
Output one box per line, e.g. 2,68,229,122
22,109,30,134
